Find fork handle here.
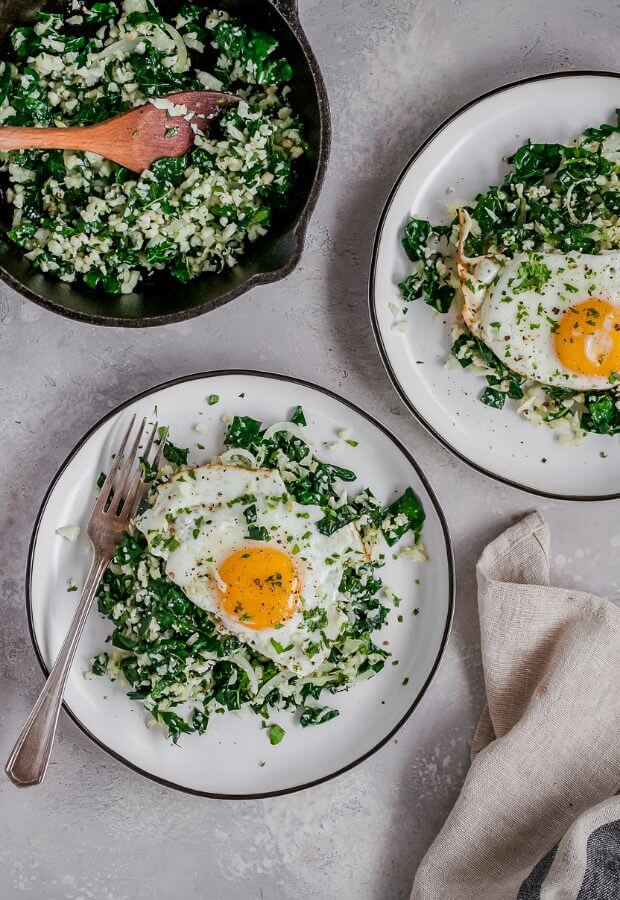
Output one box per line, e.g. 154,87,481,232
5,551,109,787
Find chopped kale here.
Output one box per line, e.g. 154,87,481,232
398,218,454,313
211,19,292,85
299,706,340,727
225,415,263,450
162,438,189,467
149,156,187,185
451,332,525,407
316,504,359,536
84,3,118,24
508,142,563,183
480,387,506,409
582,393,620,435
243,502,258,523
290,405,307,426
90,652,109,676
382,487,426,547
157,710,192,745
401,218,432,261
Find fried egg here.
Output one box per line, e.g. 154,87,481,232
137,465,367,676
457,211,620,390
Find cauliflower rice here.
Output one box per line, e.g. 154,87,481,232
0,1,305,294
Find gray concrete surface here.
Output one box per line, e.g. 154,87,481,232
2,1,620,897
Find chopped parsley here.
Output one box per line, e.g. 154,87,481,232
268,723,285,745
512,259,551,294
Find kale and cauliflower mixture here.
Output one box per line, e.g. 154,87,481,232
396,112,620,442
91,408,426,745
0,1,304,293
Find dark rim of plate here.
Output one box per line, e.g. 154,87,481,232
0,1,331,327
25,370,455,800
369,69,620,502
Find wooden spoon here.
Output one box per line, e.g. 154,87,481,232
0,90,238,173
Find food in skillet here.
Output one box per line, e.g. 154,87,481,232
0,1,304,294
395,113,620,441
90,406,427,744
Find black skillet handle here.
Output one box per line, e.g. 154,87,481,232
271,0,299,21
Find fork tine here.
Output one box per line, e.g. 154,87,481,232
113,423,169,525
110,417,147,516
152,426,168,470
94,415,136,512
124,420,159,521
141,419,159,467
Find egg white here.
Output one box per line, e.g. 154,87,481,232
137,464,367,676
457,214,620,390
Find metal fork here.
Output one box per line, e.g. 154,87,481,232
5,416,167,787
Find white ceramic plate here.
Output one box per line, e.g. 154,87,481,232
371,72,620,500
27,372,454,798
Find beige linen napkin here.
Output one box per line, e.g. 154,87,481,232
412,511,620,900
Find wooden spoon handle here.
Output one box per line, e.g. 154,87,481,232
0,125,97,154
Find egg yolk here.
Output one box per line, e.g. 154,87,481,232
218,547,300,630
555,298,620,377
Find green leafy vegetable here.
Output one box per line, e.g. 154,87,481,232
157,710,192,745
382,487,426,546
162,439,189,467
299,706,340,727
480,387,506,409
84,3,118,24
290,405,307,426
225,416,263,450
582,393,620,435
91,652,109,676
212,20,292,85
268,723,285,744
451,333,525,408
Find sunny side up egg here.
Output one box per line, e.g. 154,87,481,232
137,465,367,676
457,213,620,391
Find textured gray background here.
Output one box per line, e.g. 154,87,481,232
2,1,620,898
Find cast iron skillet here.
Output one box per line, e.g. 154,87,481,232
0,0,330,326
